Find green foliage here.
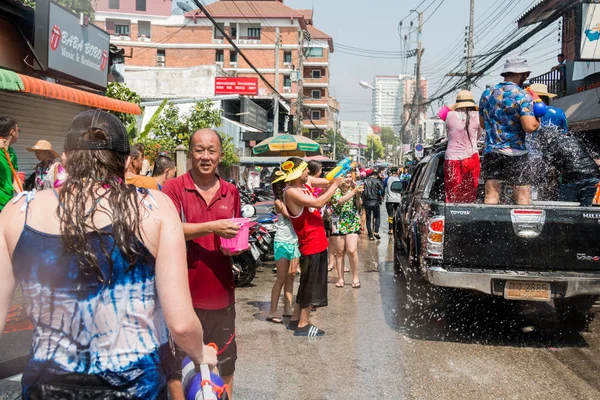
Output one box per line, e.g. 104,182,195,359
139,99,168,139
318,128,348,159
136,136,176,166
366,134,385,161
380,127,398,149
22,0,95,19
144,99,238,168
105,83,142,138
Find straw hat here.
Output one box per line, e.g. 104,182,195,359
500,57,532,76
450,90,478,111
26,140,58,159
529,83,557,99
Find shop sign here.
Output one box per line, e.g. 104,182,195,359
215,77,259,95
34,0,110,88
240,97,268,132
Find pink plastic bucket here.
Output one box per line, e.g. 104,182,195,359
220,218,252,252
437,105,451,121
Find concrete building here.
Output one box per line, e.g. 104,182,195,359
93,0,337,140
340,121,372,161
371,74,429,131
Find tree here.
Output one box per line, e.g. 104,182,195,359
366,134,385,162
317,128,348,159
105,82,142,138
22,0,95,19
380,127,398,149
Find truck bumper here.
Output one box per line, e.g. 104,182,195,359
425,266,600,298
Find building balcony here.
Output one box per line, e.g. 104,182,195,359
529,68,567,98
303,76,329,87
303,98,329,108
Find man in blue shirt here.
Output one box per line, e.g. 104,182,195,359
479,57,540,205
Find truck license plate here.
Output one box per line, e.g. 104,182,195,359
504,281,551,301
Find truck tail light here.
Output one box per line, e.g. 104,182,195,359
511,209,545,238
426,216,444,259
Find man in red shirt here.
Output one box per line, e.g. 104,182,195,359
162,128,241,399
282,157,343,336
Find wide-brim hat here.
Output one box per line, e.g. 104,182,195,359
271,170,287,184
282,157,308,182
450,90,479,111
529,83,557,99
26,139,59,159
500,57,532,77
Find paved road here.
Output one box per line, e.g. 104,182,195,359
2,226,600,399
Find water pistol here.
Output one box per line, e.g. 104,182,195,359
325,157,353,181
526,87,548,119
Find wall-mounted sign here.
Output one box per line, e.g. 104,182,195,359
240,97,268,132
34,0,110,89
215,77,259,95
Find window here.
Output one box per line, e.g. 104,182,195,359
109,0,119,9
284,51,292,63
312,90,322,99
311,110,321,120
138,21,151,38
216,50,224,63
115,24,130,36
136,0,146,12
214,23,224,39
231,27,237,39
230,51,238,64
311,69,322,79
248,27,261,39
284,75,291,88
306,47,323,58
156,49,166,67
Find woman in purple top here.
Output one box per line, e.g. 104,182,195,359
444,90,483,203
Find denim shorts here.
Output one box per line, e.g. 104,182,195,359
274,241,301,261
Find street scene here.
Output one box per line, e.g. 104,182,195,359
2,0,600,399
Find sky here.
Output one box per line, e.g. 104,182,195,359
283,0,561,123
196,0,562,124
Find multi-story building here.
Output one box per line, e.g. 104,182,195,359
371,74,429,132
93,0,336,139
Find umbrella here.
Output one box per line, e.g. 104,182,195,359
252,134,322,156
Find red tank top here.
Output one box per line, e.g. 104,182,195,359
284,185,328,256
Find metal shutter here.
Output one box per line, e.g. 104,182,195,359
0,92,87,174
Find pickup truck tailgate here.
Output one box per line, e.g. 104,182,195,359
443,205,600,272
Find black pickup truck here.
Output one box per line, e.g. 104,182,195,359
392,151,600,328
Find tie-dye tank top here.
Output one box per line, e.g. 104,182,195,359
12,198,173,399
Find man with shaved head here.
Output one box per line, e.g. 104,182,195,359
162,129,241,399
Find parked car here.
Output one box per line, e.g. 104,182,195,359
391,151,600,330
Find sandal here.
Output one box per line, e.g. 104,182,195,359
335,280,345,288
352,281,361,289
344,267,350,273
266,316,283,324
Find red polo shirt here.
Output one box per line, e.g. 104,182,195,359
162,172,241,310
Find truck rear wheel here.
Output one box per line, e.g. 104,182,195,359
555,295,598,332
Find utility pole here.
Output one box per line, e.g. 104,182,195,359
273,27,280,135
333,114,338,159
446,0,479,88
466,0,475,89
413,11,423,157
296,30,305,136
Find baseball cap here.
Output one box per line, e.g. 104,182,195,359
64,109,130,154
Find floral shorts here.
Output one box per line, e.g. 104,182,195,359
274,241,301,261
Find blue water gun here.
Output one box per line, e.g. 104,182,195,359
526,86,548,118
325,157,353,180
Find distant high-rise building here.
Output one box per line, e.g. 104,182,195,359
371,75,428,134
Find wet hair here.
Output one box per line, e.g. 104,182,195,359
0,116,17,137
307,160,322,176
188,129,223,152
271,174,286,201
57,128,146,283
153,154,175,176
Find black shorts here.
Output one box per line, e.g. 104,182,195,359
169,304,237,379
482,152,532,186
296,250,328,309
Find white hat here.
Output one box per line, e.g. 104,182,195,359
500,57,532,76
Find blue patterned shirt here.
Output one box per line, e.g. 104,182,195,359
479,82,534,154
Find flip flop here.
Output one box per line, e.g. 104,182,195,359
282,314,293,318
266,316,283,324
344,267,350,272
335,280,345,288
352,281,361,289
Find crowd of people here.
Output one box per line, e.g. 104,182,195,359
441,56,600,206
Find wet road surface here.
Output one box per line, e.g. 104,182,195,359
2,222,600,399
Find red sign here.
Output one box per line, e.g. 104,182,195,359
50,24,61,51
215,77,258,95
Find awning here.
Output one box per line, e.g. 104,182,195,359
238,155,336,167
0,68,141,115
552,90,600,131
221,116,262,132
